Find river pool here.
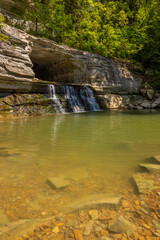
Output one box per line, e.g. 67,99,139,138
0,110,160,224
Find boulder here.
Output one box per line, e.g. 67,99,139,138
108,216,137,235
97,94,130,109
131,173,154,194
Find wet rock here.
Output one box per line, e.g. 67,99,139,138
52,226,59,233
131,173,154,194
152,97,160,108
47,176,70,189
62,194,122,212
153,221,160,231
146,88,155,100
100,237,112,240
0,217,52,240
152,156,160,164
66,220,79,228
100,230,109,237
108,216,137,235
74,229,84,240
141,100,151,109
84,220,94,236
139,164,160,174
121,200,130,208
89,210,99,220
95,226,103,232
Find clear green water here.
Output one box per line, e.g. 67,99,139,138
0,110,160,223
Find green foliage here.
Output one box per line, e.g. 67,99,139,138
11,0,160,88
0,14,9,42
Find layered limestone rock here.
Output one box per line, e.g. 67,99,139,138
0,22,159,112
0,24,34,92
0,93,56,120
0,24,142,94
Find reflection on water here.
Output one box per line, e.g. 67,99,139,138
0,110,160,223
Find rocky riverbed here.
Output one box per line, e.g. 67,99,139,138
0,156,159,240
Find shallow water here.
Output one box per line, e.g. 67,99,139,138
0,110,160,223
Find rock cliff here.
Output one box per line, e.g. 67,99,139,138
0,24,142,94
0,23,160,119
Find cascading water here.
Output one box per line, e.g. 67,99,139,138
80,86,100,111
60,85,100,112
60,85,85,112
47,84,65,113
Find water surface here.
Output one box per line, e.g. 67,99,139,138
0,110,160,224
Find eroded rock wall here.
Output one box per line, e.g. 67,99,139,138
1,22,160,114
0,24,142,93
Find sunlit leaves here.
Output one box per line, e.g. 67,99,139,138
21,0,160,84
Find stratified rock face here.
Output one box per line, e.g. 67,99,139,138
0,23,142,96
0,93,56,120
0,24,34,92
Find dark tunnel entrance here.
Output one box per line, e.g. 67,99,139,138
29,47,76,83
32,63,54,82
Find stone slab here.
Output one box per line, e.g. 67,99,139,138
0,217,52,240
139,164,160,174
62,193,122,212
108,216,137,235
47,176,70,189
131,173,154,194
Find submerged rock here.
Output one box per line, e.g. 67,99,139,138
0,217,52,240
131,173,154,194
139,164,160,174
89,210,99,220
47,176,70,189
108,216,137,235
100,237,112,240
153,156,160,164
83,220,94,236
62,194,122,212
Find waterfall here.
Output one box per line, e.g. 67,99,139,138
60,85,100,112
47,84,65,113
80,86,100,111
60,85,85,112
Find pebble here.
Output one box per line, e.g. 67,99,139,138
89,209,99,220
84,220,94,236
100,230,109,236
52,226,59,233
121,200,130,208
95,226,103,232
74,229,83,240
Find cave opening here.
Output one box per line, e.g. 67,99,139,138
29,47,73,83
32,63,54,82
